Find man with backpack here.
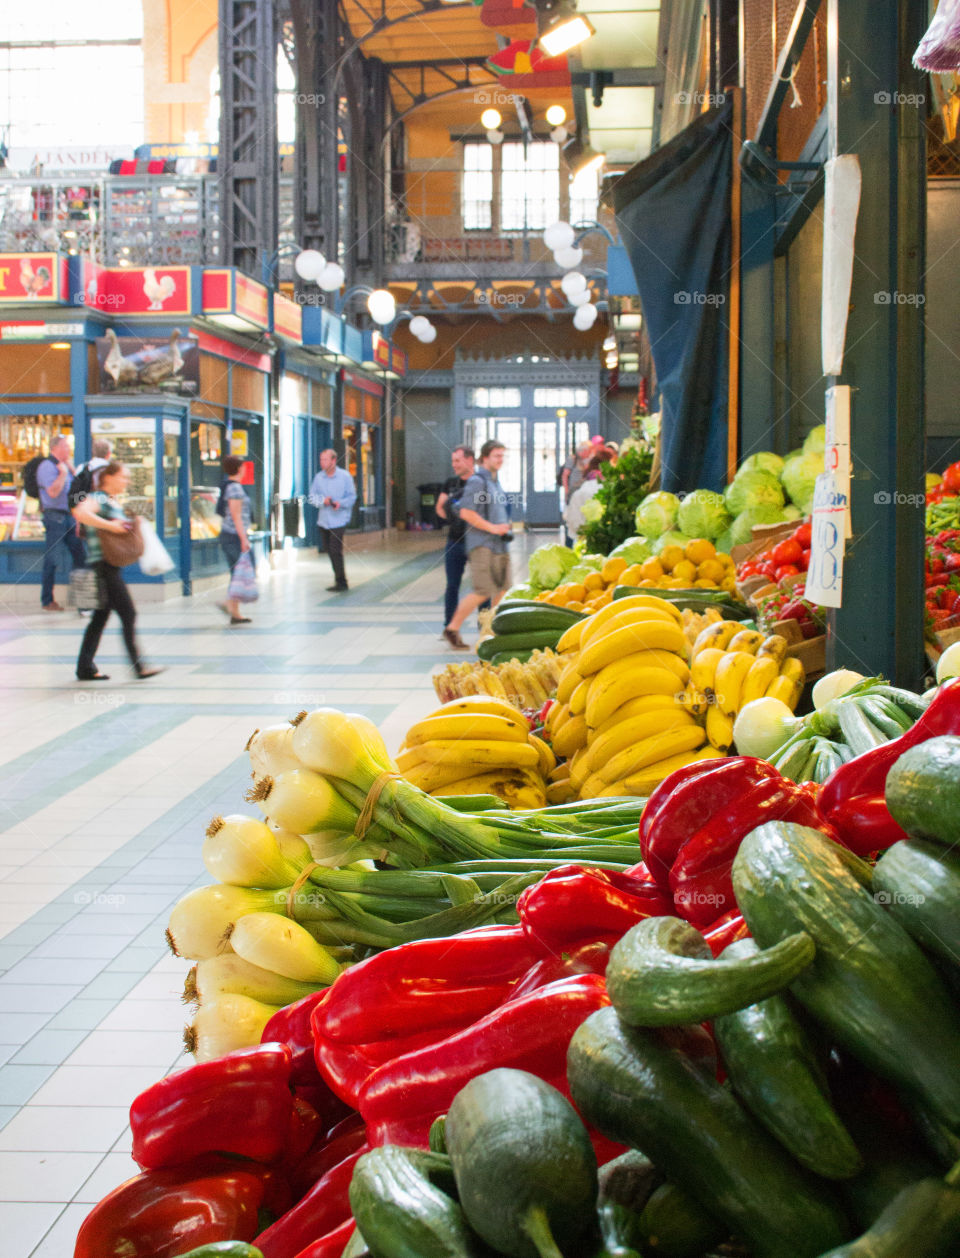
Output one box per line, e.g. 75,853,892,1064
442,439,513,649
435,444,480,633
32,434,85,611
69,438,113,514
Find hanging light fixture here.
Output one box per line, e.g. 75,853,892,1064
602,334,616,351
317,262,345,291
543,220,575,252
573,302,598,330
563,134,606,179
480,108,502,130
569,287,592,307
560,270,587,298
366,288,397,325
553,244,584,269
539,10,595,57
486,128,505,145
294,249,326,281
545,104,567,126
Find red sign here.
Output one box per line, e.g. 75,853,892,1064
273,293,303,343
341,369,384,398
0,253,65,303
103,266,192,316
202,269,233,313
235,274,269,330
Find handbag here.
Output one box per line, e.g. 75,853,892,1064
138,518,175,576
227,549,259,603
68,567,104,611
100,515,145,568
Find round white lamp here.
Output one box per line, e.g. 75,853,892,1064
294,249,326,281
560,270,587,298
317,262,345,291
573,302,598,330
554,245,583,269
367,288,397,325
543,220,575,252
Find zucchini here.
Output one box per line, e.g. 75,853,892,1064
732,822,960,1134
489,649,536,665
836,700,890,756
816,1174,960,1258
634,1182,727,1258
612,586,753,620
492,607,583,636
445,1068,598,1258
885,736,960,847
712,938,862,1179
606,916,814,1027
597,1149,661,1215
429,1114,447,1153
477,631,563,661
873,839,960,968
341,1231,372,1258
348,1145,489,1258
567,1008,849,1258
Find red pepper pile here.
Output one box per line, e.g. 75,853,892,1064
737,518,812,583
924,528,960,632
926,460,960,504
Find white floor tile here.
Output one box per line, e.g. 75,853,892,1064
0,1150,101,1203
0,1203,62,1257
0,1106,128,1152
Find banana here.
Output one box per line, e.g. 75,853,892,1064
568,747,591,792
766,670,803,711
585,661,686,731
557,619,589,654
569,677,591,717
527,733,556,776
475,667,511,700
714,651,756,718
552,713,589,759
623,745,726,795
404,713,528,748
740,654,781,707
579,594,683,646
780,656,806,686
705,703,735,753
406,759,506,793
530,652,562,693
757,634,788,665
435,768,543,800
548,761,571,782
396,745,429,773
582,769,609,799
599,724,706,785
549,702,572,737
546,780,578,805
677,680,709,718
502,661,547,709
726,629,765,654
691,620,741,659
597,779,639,798
690,647,726,696
585,707,695,774
556,661,582,706
592,693,680,740
579,604,681,651
579,620,687,675
414,738,540,769
432,695,524,726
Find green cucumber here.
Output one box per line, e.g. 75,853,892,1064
873,840,960,967
732,822,960,1133
713,939,862,1179
170,1246,264,1258
817,1171,960,1258
567,1008,849,1258
606,916,814,1027
489,649,536,665
597,1148,662,1214
477,631,563,661
445,1068,598,1258
428,1114,448,1153
634,1182,727,1258
838,1106,941,1232
341,1231,372,1258
348,1146,489,1258
885,736,960,847
492,607,583,636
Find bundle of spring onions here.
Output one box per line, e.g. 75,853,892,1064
171,708,647,1060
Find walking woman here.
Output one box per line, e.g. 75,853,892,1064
73,461,162,681
217,454,254,625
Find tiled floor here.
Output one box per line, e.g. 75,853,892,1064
0,530,545,1256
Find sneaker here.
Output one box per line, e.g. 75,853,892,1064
42,601,64,612
230,616,252,624
326,584,349,592
135,665,165,679
442,627,470,650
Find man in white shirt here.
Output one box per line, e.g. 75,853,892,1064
308,449,358,592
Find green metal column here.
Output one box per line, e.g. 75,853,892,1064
824,0,926,688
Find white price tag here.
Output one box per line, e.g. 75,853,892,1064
824,385,852,538
805,472,848,608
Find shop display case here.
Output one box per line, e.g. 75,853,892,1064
0,416,74,540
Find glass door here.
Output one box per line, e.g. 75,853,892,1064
490,418,523,521
527,419,562,526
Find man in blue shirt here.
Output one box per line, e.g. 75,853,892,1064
309,448,357,592
37,434,85,611
443,439,513,648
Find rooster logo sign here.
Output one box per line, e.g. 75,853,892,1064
143,268,177,310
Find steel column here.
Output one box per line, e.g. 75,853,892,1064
218,0,279,276
289,0,340,279
824,0,926,686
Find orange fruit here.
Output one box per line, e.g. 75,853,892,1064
672,559,697,584
618,563,644,587
565,583,586,602
658,545,685,573
685,538,716,565
566,600,585,612
721,575,738,592
583,572,604,592
696,559,725,583
601,556,628,583
694,577,718,588
640,558,664,581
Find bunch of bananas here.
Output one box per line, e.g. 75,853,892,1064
432,649,562,711
543,595,721,802
685,621,805,754
397,696,554,809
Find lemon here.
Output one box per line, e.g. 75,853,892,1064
696,559,725,583
685,538,716,565
658,545,685,573
672,559,697,584
640,558,664,581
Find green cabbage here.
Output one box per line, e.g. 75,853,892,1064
715,528,735,556
608,536,653,565
803,424,826,455
635,491,680,538
652,530,691,556
677,489,731,541
581,496,605,525
739,451,785,478
567,564,599,583
579,553,606,571
728,504,789,547
724,470,785,517
504,583,538,601
528,543,578,589
782,505,803,522
781,452,823,514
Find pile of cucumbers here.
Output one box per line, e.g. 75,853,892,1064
477,601,585,666
344,814,960,1258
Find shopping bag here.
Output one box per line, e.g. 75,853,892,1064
68,567,104,611
138,518,175,576
227,550,259,603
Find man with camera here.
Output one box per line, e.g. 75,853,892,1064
442,438,513,649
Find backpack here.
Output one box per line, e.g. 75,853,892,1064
22,455,54,500
68,464,95,511
215,480,229,517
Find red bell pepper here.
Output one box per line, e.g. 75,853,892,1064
313,1023,466,1109
516,864,672,952
358,973,610,1148
262,992,328,1088
291,1219,356,1258
823,794,910,857
286,1114,368,1202
131,1044,294,1171
254,1147,363,1258
74,1160,266,1258
703,909,750,957
506,936,617,1001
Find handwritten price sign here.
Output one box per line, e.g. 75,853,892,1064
805,472,848,608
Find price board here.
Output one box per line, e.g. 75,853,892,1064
805,472,848,608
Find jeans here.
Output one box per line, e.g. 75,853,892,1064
319,526,347,587
41,509,85,605
76,562,141,677
444,536,490,627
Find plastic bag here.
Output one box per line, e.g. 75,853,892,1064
915,0,960,70
68,567,104,611
138,518,175,576
227,550,259,603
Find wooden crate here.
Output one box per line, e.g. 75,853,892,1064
772,616,827,679
729,520,798,566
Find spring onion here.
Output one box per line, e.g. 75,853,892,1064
228,911,343,985
185,993,282,1062
202,814,306,888
246,723,302,778
249,769,360,835
167,884,290,960
811,669,866,710
185,952,321,1007
733,697,804,759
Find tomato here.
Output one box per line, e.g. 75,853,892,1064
942,462,960,495
928,487,946,504
761,561,778,580
798,549,810,571
793,521,812,547
738,562,760,577
775,565,801,581
771,539,803,566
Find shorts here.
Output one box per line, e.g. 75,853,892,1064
468,547,511,601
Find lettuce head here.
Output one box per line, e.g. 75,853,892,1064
504,583,538,601
653,530,691,556
528,543,578,589
635,491,680,539
609,536,653,565
724,470,785,517
677,489,731,541
803,425,826,455
728,504,789,547
781,452,823,514
739,451,785,478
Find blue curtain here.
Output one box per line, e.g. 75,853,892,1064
614,100,733,492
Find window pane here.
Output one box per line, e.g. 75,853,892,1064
570,167,600,226
500,142,559,232
463,142,493,231
533,422,559,492
494,421,523,498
